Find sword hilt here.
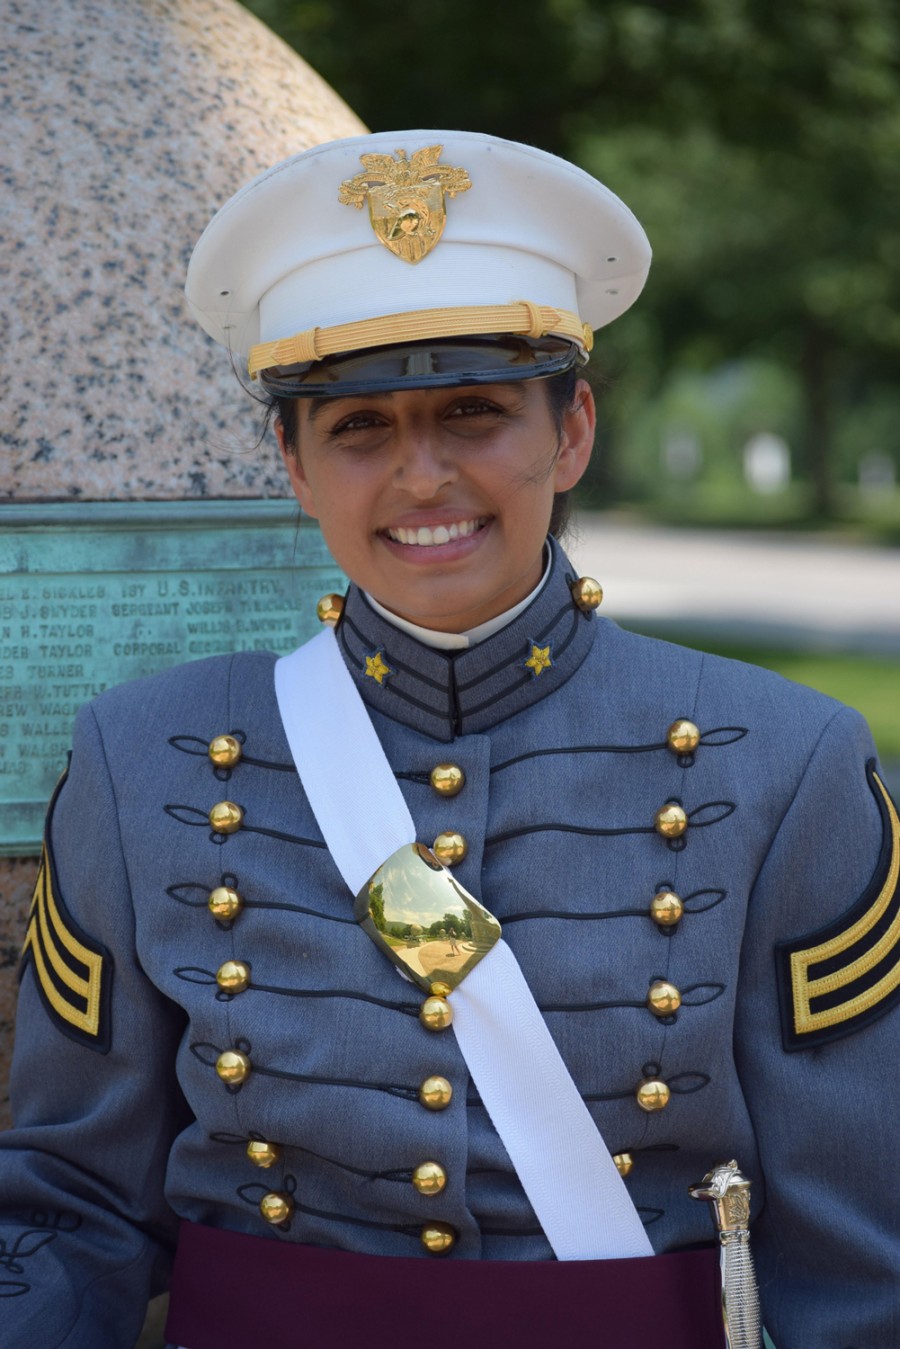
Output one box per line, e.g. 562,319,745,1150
689,1160,762,1349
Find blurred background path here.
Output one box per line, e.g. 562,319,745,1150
568,515,900,794
569,515,900,654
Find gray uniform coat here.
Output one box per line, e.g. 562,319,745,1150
2,541,899,1347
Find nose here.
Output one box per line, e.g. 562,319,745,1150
392,427,457,499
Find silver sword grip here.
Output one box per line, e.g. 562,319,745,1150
689,1159,762,1349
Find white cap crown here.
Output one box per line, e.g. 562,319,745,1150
185,129,651,374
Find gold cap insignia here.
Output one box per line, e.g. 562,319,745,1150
339,145,472,265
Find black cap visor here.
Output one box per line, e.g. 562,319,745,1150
258,334,585,399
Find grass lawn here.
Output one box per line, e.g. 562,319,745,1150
633,630,900,759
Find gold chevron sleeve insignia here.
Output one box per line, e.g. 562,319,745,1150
777,759,900,1051
19,771,112,1054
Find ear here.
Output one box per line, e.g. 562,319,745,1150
275,415,319,519
551,379,596,493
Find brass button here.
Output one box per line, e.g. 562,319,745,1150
636,1078,671,1112
429,763,465,797
259,1192,294,1225
432,831,467,866
412,1160,447,1196
246,1140,281,1169
647,980,681,1016
570,576,603,612
420,995,453,1032
316,593,345,626
209,800,244,834
613,1152,633,1178
649,890,683,927
208,734,242,767
216,960,251,994
654,802,688,839
215,1049,251,1086
667,719,700,755
208,885,243,921
419,1075,453,1110
420,1221,456,1255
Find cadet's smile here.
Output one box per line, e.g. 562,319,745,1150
277,379,594,633
382,515,489,548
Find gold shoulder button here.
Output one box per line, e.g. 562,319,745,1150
316,593,345,626
570,576,603,612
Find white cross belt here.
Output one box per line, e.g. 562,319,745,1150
274,629,652,1261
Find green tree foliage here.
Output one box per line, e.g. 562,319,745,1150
246,0,900,517
368,882,385,932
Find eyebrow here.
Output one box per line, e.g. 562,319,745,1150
305,393,391,424
304,383,527,424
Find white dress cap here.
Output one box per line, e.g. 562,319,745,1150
185,129,651,375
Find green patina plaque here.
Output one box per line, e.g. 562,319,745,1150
0,500,345,856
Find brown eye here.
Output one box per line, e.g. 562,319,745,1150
447,399,503,418
330,411,384,434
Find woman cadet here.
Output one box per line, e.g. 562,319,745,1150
2,131,898,1349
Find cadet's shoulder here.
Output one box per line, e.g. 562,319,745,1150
595,617,849,737
82,650,278,731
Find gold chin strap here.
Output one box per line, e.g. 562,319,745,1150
247,300,593,378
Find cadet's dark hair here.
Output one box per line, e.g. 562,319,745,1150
268,364,582,540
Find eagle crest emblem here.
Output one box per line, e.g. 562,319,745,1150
339,145,472,264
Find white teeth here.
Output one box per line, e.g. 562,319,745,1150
387,518,485,546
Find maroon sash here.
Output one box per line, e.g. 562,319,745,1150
166,1220,725,1349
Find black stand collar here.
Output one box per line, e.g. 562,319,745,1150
335,537,598,742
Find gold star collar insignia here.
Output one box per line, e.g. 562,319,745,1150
364,650,393,685
524,642,553,678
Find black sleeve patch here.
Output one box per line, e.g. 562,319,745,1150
19,770,113,1054
776,759,900,1052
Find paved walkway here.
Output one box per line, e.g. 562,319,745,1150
567,516,900,655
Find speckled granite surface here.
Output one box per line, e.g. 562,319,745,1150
0,0,364,1133
1,0,365,503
